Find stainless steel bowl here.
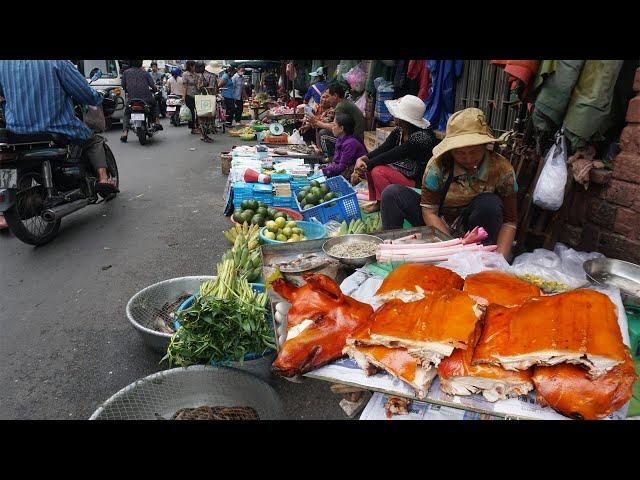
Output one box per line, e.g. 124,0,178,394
126,276,216,354
322,234,383,268
584,258,640,305
89,365,286,420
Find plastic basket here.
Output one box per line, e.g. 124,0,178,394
175,283,275,363
292,176,362,224
259,221,327,245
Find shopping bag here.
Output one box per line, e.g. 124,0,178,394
84,105,106,132
533,131,568,211
195,94,216,118
289,129,305,145
179,104,192,122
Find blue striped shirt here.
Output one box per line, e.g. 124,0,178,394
0,60,103,141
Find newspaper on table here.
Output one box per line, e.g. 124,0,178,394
303,253,631,420
360,392,501,420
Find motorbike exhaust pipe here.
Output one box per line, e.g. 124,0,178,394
41,198,90,222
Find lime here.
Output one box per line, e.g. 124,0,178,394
273,211,286,220
310,187,322,197
276,234,287,242
251,214,265,227
257,207,268,217
286,221,297,229
303,204,314,210
265,231,276,240
300,198,308,207
241,210,254,223
258,201,267,210
232,212,244,223
305,194,318,205
310,180,320,188
275,216,287,229
266,220,278,233
291,234,300,242
324,191,337,202
240,200,252,210
249,200,259,211
282,227,293,237
296,191,306,202
319,184,330,195
292,227,303,235
267,208,277,219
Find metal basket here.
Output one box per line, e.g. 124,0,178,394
89,365,286,420
126,276,216,354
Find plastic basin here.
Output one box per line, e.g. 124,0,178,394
259,220,326,245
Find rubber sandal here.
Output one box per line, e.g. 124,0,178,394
96,182,120,196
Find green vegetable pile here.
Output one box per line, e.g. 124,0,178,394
337,216,382,236
296,180,339,211
232,200,289,227
163,258,276,367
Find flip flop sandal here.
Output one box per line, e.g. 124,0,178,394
96,182,120,196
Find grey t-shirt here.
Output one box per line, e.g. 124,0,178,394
335,99,365,141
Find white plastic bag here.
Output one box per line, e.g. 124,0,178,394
289,129,305,145
533,132,568,211
437,251,511,279
179,104,192,122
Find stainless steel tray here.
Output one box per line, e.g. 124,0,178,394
584,257,640,306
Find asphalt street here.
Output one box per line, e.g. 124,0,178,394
0,119,352,420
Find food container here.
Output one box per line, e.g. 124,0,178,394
229,207,303,225
259,221,327,245
584,258,640,306
322,234,383,268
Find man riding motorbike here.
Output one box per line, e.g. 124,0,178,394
120,59,163,143
0,60,119,196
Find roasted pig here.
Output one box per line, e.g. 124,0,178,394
532,351,637,419
359,289,484,368
375,264,464,303
472,290,628,378
463,270,541,307
271,274,374,377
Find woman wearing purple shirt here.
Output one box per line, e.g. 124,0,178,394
322,113,367,179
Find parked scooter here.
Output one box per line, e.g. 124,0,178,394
167,94,183,127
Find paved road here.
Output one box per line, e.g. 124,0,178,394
0,121,352,420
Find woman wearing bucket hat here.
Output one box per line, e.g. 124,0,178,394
380,108,519,258
350,95,437,213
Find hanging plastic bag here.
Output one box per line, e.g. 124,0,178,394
533,132,568,211
354,93,367,115
289,129,305,145
343,64,367,92
179,104,192,122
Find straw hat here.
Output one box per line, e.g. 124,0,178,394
431,108,502,161
205,61,224,74
384,95,431,129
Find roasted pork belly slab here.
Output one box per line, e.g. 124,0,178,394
343,344,437,399
272,274,374,377
438,347,533,402
532,351,637,419
360,289,484,367
375,264,464,303
463,270,541,307
472,290,628,378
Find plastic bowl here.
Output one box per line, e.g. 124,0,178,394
173,283,276,381
259,220,327,245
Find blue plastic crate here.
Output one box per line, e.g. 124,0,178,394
292,176,361,224
272,195,294,208
271,173,292,183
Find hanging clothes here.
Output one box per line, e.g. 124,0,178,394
532,60,585,133
563,60,624,152
490,60,540,103
423,60,464,132
407,60,431,101
365,60,395,95
286,62,297,82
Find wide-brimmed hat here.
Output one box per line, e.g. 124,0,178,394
384,95,431,129
309,67,325,77
205,61,223,74
431,108,502,161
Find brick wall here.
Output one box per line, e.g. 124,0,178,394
560,68,640,263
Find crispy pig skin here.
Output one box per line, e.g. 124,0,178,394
343,344,437,399
360,289,484,366
375,264,464,303
532,351,637,419
272,274,373,377
463,270,541,307
472,290,628,377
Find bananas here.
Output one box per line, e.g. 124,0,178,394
224,222,260,248
221,222,262,283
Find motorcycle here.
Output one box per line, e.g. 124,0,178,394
96,87,124,129
126,98,158,145
154,80,167,118
166,94,183,127
0,70,119,245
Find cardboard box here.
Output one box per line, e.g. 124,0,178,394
364,131,377,152
375,126,395,146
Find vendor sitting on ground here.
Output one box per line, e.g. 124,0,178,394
350,95,437,213
307,83,365,157
380,108,518,258
321,113,367,179
299,90,336,144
